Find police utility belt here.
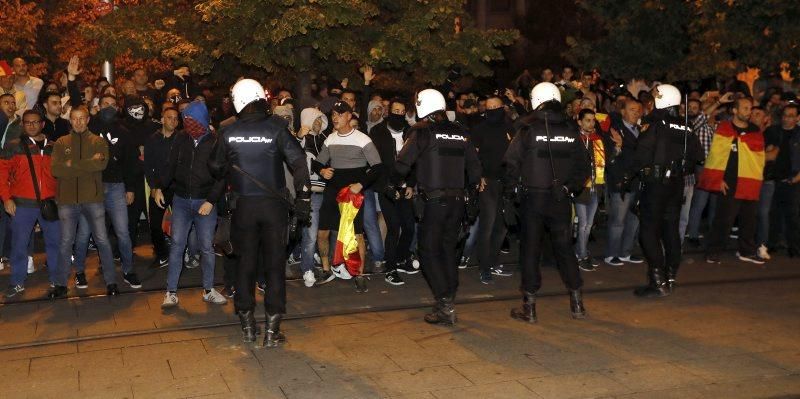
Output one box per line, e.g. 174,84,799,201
640,162,684,183
418,188,465,201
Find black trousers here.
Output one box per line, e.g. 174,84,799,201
148,190,173,260
706,191,758,257
419,196,464,299
378,194,415,269
638,179,683,270
232,196,288,314
772,182,800,253
477,178,507,273
127,178,147,247
519,191,582,293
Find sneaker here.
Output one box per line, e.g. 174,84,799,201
286,253,301,266
578,257,597,272
604,256,624,267
737,252,766,265
500,237,511,254
152,258,169,268
302,270,316,287
316,269,335,286
372,261,386,274
88,241,98,251
221,286,236,298
490,265,513,277
106,283,119,296
314,253,322,266
75,273,89,289
458,256,469,269
411,255,420,269
47,285,68,299
185,254,200,269
27,256,34,274
589,257,600,267
123,273,142,289
203,288,228,305
396,259,420,274
384,270,405,286
5,284,25,299
161,291,179,308
354,275,368,293
758,244,771,260
705,255,721,264
619,255,644,264
256,282,266,295
332,264,353,280
480,271,494,284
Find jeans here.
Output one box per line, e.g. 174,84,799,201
299,193,323,273
574,191,599,259
167,196,217,291
10,207,60,286
756,180,775,246
605,191,639,258
461,218,479,260
58,202,116,286
362,189,384,262
686,184,718,239
75,183,134,274
678,184,695,242
477,179,507,272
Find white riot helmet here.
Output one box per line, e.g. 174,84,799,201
415,89,446,119
231,78,267,113
530,82,561,110
654,84,681,109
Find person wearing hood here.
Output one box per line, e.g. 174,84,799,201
154,100,228,308
471,96,514,284
121,95,159,247
70,94,142,291
366,99,384,134
370,99,418,286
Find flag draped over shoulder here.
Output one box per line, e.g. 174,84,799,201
698,121,764,201
333,187,364,276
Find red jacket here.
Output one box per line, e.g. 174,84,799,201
0,137,58,205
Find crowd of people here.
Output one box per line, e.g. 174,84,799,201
1,55,799,346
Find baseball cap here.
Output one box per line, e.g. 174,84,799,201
332,100,353,114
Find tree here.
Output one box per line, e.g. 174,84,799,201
86,0,518,98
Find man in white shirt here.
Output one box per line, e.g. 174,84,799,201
12,58,43,111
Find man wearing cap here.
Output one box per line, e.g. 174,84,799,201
312,100,385,293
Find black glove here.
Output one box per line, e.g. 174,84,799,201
383,184,401,201
294,198,312,227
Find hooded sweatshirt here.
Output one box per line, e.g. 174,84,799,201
366,99,384,134
300,108,329,192
122,96,160,184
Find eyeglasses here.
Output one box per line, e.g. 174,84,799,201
22,121,42,126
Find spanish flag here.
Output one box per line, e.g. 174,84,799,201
333,187,364,276
698,121,764,201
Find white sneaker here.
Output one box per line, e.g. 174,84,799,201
758,244,771,260
302,270,316,288
27,256,34,274
203,288,228,305
161,292,179,309
332,264,353,280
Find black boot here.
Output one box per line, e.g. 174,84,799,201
263,313,286,348
510,291,537,323
665,264,679,293
237,310,257,343
424,297,457,325
634,267,671,298
569,289,587,319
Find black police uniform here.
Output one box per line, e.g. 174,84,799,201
210,110,311,343
394,118,481,324
631,108,702,297
503,108,590,321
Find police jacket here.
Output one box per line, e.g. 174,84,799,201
394,119,481,192
160,131,225,203
88,117,138,190
632,109,702,178
210,111,310,200
503,109,590,194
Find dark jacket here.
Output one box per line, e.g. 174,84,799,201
51,130,109,204
43,116,71,142
160,131,225,204
371,120,415,190
604,119,641,192
470,117,513,180
88,117,138,190
143,129,177,189
121,97,160,185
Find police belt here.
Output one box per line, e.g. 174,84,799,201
419,188,465,201
521,186,553,194
640,164,682,181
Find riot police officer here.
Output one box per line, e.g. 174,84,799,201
630,84,702,297
210,79,311,347
393,89,481,325
503,82,590,323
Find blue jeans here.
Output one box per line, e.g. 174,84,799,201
574,191,599,259
678,184,695,241
300,193,323,273
605,191,639,258
167,196,216,291
461,217,479,259
10,207,60,286
58,202,116,286
686,189,717,239
75,183,134,274
756,180,775,246
362,189,384,262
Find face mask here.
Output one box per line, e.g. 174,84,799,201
127,104,145,121
387,114,405,131
486,108,505,124
99,106,117,122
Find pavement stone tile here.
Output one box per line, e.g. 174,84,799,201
0,342,77,361
29,348,123,377
369,366,473,396
613,386,705,399
121,339,207,366
160,325,240,343
430,380,539,399
756,350,800,373
599,363,706,391
310,351,402,379
220,370,287,398
387,342,481,370
281,378,388,398
168,353,262,379
250,349,323,386
518,371,633,399
77,332,163,352
131,372,229,399
673,353,791,383
0,358,30,380
451,357,552,384
79,358,173,390
384,394,436,399
691,377,794,399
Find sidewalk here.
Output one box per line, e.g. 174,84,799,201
0,273,798,398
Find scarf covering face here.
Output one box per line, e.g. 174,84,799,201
182,100,210,142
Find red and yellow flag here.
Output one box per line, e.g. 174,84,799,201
333,187,364,276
